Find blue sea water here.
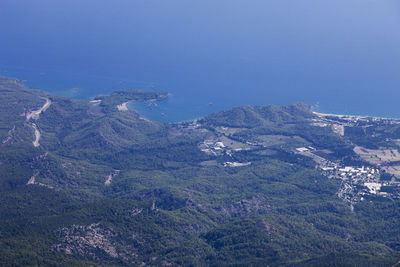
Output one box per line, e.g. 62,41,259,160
1,0,400,122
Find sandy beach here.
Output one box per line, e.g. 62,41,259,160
117,102,129,111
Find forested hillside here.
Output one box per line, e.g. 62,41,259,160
1,76,400,266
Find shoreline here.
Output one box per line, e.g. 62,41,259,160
124,106,400,125
313,111,400,121
117,102,129,111
5,74,400,123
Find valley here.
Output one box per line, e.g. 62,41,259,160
1,76,400,266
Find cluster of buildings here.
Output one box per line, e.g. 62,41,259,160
321,165,384,202
326,166,379,181
295,146,400,203
223,162,251,168
199,139,253,168
296,146,315,153
200,140,226,156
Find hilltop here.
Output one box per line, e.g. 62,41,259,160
1,76,400,266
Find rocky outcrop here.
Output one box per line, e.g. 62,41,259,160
213,195,271,217
53,223,139,261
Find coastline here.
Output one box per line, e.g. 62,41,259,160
313,111,400,121
4,74,400,123
117,102,129,111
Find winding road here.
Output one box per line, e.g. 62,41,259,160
26,98,51,147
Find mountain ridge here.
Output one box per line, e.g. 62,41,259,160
1,76,400,266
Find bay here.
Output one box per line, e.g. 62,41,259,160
1,0,400,122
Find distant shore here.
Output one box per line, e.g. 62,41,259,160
117,102,129,111
313,111,400,121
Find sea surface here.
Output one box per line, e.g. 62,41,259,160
1,0,400,122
